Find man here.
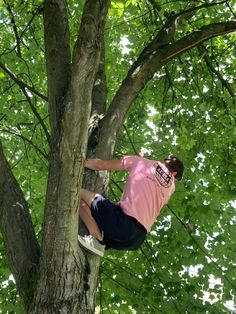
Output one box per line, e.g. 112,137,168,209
78,155,184,256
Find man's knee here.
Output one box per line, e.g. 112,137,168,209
80,188,99,207
80,199,87,210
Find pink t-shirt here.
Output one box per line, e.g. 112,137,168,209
119,156,175,231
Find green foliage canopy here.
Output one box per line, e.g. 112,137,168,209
0,0,236,313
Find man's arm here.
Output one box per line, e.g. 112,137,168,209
85,159,124,171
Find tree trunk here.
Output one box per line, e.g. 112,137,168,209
33,1,110,312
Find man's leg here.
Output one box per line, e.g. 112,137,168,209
79,188,103,241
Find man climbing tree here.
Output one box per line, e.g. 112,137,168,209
78,156,184,256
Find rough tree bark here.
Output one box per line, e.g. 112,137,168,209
0,142,40,308
0,0,235,313
34,0,111,313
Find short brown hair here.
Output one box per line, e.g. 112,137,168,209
164,156,184,181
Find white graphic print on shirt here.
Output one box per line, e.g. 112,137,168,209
153,163,172,188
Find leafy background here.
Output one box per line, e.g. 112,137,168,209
0,0,236,313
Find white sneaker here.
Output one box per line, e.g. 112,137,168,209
78,235,105,257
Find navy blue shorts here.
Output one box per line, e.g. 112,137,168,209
91,195,147,250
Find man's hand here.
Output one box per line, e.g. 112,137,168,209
85,159,124,171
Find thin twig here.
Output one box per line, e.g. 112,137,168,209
167,204,236,290
4,0,22,57
101,269,163,312
0,61,48,102
21,88,50,143
198,45,235,101
0,62,50,142
0,128,48,160
123,124,139,155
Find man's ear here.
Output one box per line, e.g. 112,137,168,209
172,171,177,177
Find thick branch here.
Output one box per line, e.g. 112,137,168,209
131,0,228,66
96,20,236,158
160,21,236,63
87,31,107,155
91,39,107,117
43,0,71,134
0,141,40,309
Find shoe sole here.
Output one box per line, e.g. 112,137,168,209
78,236,104,257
